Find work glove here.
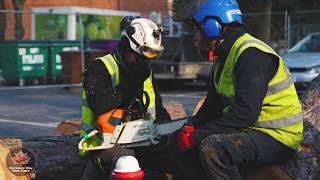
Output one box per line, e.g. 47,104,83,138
79,130,102,157
178,125,197,151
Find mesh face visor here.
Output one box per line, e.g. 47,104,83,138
173,0,207,22
141,45,164,59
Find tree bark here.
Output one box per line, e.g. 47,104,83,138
12,0,25,40
0,136,87,180
254,0,272,43
1,77,320,179
239,0,272,43
281,75,320,179
0,1,6,41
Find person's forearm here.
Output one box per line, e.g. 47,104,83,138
193,48,278,142
192,89,223,128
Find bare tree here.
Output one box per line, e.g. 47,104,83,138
0,0,6,40
238,0,273,43
12,0,25,40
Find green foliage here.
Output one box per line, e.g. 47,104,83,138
97,30,107,39
86,23,98,40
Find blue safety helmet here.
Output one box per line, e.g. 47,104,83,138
174,0,243,40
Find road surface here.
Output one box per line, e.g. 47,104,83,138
0,85,206,137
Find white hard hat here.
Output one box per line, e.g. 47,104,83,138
120,16,166,59
113,156,141,173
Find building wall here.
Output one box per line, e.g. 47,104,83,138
119,0,168,17
2,0,168,40
3,0,117,40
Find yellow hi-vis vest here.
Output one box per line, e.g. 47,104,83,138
79,54,156,155
213,33,303,150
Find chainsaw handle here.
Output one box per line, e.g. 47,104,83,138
141,91,150,112
78,130,99,150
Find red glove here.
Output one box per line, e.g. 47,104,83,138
178,125,196,151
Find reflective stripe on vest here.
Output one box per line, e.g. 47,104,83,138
266,67,293,96
212,33,303,149
98,54,156,118
143,73,156,120
81,54,120,136
233,37,302,128
81,54,157,134
99,54,120,87
234,38,295,97
81,90,95,132
255,112,303,129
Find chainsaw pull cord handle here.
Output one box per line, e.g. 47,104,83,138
141,90,150,112
78,130,99,150
136,91,150,119
123,91,150,122
123,98,140,122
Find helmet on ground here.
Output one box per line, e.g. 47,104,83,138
120,16,167,59
113,156,141,173
173,0,243,40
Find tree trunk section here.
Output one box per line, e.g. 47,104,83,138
0,136,87,180
1,77,320,179
281,75,320,179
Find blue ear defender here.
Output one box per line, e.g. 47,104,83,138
201,17,222,40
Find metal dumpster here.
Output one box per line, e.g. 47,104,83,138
0,41,49,86
60,50,107,84
48,41,80,82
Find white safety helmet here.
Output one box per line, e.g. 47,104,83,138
120,16,166,59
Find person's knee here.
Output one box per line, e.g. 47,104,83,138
199,135,233,168
96,147,135,175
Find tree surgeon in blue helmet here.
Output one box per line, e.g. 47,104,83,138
169,0,303,179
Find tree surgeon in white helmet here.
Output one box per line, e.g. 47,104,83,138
80,16,173,179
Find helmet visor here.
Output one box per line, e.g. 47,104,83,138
173,0,207,22
141,45,164,59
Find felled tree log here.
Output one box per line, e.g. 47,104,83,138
0,101,187,179
281,75,320,179
0,136,85,180
1,79,320,179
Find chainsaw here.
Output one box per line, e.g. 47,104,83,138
78,98,188,151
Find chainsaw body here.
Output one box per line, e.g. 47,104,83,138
78,118,187,151
79,96,188,151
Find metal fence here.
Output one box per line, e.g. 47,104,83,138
0,9,320,86
243,11,288,53
0,9,139,86
288,10,320,48
161,10,320,50
1,9,319,50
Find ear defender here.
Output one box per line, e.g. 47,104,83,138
201,18,222,40
120,16,136,36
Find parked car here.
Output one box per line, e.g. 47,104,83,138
283,32,320,89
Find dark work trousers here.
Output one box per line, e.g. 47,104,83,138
168,129,296,180
80,142,178,180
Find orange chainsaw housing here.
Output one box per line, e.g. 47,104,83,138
97,108,126,134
